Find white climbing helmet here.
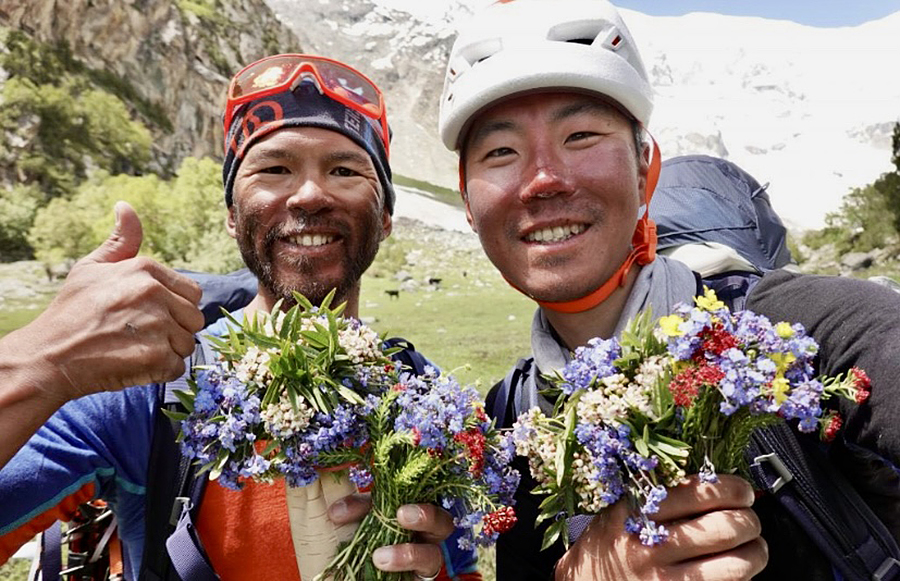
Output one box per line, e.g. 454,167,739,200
439,0,654,151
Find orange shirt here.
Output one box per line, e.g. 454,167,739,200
195,480,481,581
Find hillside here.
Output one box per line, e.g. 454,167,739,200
0,0,301,181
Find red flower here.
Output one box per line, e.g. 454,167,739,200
482,506,517,536
851,368,871,403
411,427,421,447
698,322,738,357
475,406,488,423
454,429,487,475
670,364,725,407
822,413,843,442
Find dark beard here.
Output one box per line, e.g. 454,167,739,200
234,209,381,309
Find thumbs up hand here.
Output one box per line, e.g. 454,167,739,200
22,202,205,404
83,201,145,265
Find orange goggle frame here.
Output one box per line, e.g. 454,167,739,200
223,54,389,156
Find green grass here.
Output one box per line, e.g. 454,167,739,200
0,558,30,580
360,226,534,392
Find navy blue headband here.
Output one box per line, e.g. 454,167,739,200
222,83,394,213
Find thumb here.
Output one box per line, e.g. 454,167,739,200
84,201,143,264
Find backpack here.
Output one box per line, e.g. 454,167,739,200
488,155,900,581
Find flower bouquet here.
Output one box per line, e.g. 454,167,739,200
511,288,871,549
168,291,519,580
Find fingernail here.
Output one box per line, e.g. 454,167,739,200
372,547,391,568
397,505,421,526
329,498,348,521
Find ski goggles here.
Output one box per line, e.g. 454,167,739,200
223,54,389,156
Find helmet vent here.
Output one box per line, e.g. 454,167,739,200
547,19,604,44
598,27,625,51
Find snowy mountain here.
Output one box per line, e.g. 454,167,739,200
264,0,900,230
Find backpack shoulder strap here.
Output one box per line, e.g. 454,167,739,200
487,357,533,429
696,270,761,312
139,338,216,581
748,421,900,581
383,337,429,375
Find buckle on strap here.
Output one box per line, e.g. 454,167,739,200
170,496,193,527
874,557,900,581
752,452,793,494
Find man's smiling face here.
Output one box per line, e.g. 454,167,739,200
462,92,646,303
228,126,391,309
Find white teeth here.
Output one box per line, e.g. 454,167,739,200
289,234,335,247
525,223,586,243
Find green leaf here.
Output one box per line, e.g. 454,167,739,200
161,408,188,422
540,521,563,551
172,389,195,413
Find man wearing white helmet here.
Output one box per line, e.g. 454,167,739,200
440,1,900,580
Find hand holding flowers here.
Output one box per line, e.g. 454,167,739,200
169,291,519,580
512,289,871,550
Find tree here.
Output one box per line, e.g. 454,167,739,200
27,158,243,273
877,122,900,233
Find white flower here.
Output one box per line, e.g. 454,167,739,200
235,347,272,384
338,323,383,364
261,398,315,439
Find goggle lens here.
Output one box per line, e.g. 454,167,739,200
225,55,386,144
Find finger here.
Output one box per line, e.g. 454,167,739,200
166,290,206,336
371,542,443,577
654,474,755,522
168,325,198,360
396,504,455,543
147,351,189,386
327,492,372,526
669,537,769,581
663,508,762,561
149,263,203,305
83,202,143,264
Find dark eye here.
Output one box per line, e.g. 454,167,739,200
332,166,359,177
566,131,596,143
485,147,515,159
260,165,290,175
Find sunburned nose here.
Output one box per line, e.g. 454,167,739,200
521,165,573,201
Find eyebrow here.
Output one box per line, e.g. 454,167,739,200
244,146,299,165
324,150,372,167
466,120,517,152
244,147,371,168
551,100,619,123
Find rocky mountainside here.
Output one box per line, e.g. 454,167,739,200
264,0,900,230
0,0,301,175
265,0,463,194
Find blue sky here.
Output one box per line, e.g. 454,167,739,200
614,0,900,27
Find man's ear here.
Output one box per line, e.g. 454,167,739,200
226,206,237,239
637,138,651,197
381,208,392,240
462,189,477,233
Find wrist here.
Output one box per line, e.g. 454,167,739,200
0,324,76,410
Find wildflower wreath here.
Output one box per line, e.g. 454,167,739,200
511,289,870,549
169,292,519,580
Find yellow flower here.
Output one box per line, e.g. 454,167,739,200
771,376,790,404
769,352,796,372
695,287,725,312
775,322,795,339
658,315,684,337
